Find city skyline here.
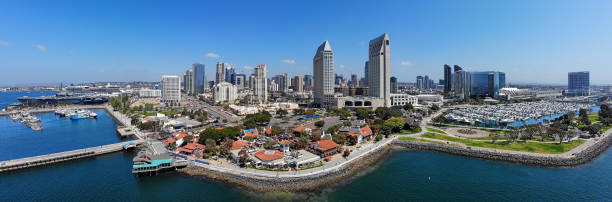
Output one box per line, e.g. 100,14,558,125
1,0,612,86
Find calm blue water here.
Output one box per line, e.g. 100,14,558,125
0,109,122,161
3,91,612,201
0,90,57,110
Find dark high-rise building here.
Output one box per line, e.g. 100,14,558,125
335,74,344,85
439,79,444,86
363,61,369,87
416,76,424,89
192,63,206,94
453,65,463,73
390,76,398,93
568,71,590,96
444,64,452,93
304,75,313,87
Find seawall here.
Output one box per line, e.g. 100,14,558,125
180,144,392,192
392,134,612,167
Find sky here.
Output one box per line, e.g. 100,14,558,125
1,0,611,86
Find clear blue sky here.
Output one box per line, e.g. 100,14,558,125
1,0,611,86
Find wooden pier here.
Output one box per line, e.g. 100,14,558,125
0,140,144,173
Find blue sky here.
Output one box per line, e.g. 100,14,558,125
1,0,611,86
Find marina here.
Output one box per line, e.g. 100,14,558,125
445,101,597,128
8,111,42,131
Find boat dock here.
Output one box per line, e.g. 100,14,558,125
0,139,144,173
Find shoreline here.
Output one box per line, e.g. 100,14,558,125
176,130,612,192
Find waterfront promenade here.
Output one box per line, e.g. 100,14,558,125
0,139,144,172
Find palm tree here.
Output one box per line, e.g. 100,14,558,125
489,133,499,144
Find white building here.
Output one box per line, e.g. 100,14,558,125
368,33,391,107
313,40,335,107
216,62,225,85
162,75,181,107
253,64,268,103
390,94,418,106
139,88,162,98
213,82,237,103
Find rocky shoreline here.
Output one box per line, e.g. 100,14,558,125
179,144,392,192
177,131,612,192
392,133,612,167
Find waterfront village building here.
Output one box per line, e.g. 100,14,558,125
161,75,181,107
567,71,590,96
313,40,335,107
138,88,161,98
213,82,237,103
308,139,340,157
347,126,373,144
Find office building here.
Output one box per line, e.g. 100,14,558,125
454,70,506,99
363,61,369,88
225,65,235,83
139,88,162,98
213,82,237,103
304,75,313,87
568,71,590,96
335,74,344,85
444,64,452,93
183,69,193,94
253,64,268,102
231,73,246,90
215,62,225,85
390,94,418,106
192,63,206,94
416,76,424,89
293,75,304,92
390,76,398,93
368,33,391,107
161,75,181,107
313,40,335,106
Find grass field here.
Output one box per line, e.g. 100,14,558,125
420,132,585,154
426,127,446,134
398,136,445,144
589,113,599,123
395,127,422,135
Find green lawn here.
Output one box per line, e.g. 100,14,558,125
426,127,446,134
589,113,599,123
420,132,585,154
469,136,511,141
298,164,324,171
398,136,445,145
395,127,422,135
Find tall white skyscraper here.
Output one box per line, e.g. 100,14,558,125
253,64,268,102
213,82,237,103
313,40,334,106
368,33,390,107
216,62,225,85
161,75,181,107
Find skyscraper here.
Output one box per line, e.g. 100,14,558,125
313,40,334,105
192,63,206,94
568,71,590,96
293,75,304,92
416,76,424,89
368,33,391,107
161,75,181,107
424,75,430,89
253,64,268,102
224,65,235,83
304,75,313,87
444,64,452,93
363,61,369,88
183,69,193,94
231,73,246,90
390,76,398,93
215,62,225,85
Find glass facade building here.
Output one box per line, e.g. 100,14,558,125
568,71,590,96
192,63,205,94
454,70,505,99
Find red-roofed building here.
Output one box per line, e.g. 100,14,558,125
243,128,258,139
347,125,374,144
231,140,249,150
293,125,317,135
178,143,206,155
253,150,285,168
278,140,291,153
309,139,340,157
264,127,272,136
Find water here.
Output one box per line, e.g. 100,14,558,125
3,91,612,201
0,90,57,110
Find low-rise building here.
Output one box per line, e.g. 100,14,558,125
139,88,162,98
390,94,418,106
309,139,340,157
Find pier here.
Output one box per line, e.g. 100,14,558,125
0,140,144,173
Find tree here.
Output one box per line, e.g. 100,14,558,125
343,121,352,127
489,133,499,143
263,141,276,150
204,138,216,153
277,109,288,118
508,130,520,143
430,104,440,111
343,149,351,158
375,107,402,120
294,108,305,115
221,137,233,156
403,103,414,111
384,117,405,133
184,135,195,143
347,135,358,145
315,120,325,128
332,133,346,145
557,130,567,144
355,108,372,120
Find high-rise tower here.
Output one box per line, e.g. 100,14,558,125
313,40,334,106
368,33,391,107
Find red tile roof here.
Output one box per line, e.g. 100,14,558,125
255,150,284,161
293,126,306,133
184,143,205,151
279,140,291,145
360,126,373,137
265,128,272,135
244,129,258,138
231,141,249,150
306,125,318,130
311,139,340,152
178,147,193,153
